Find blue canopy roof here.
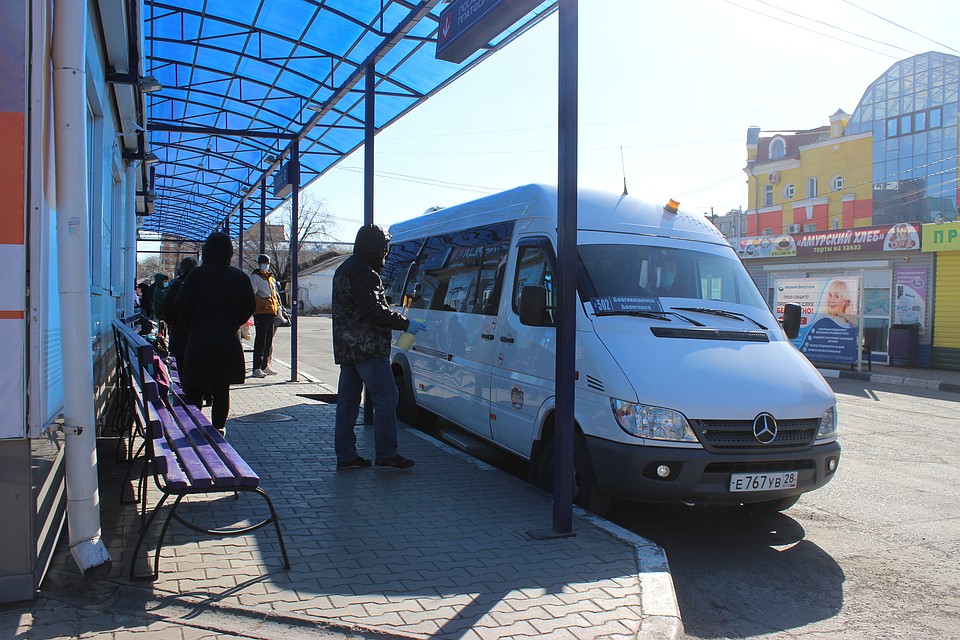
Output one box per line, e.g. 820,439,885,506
141,0,558,241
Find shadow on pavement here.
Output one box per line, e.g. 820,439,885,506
609,502,844,639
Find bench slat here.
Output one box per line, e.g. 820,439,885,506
173,394,259,487
168,404,241,488
153,436,188,491
155,408,214,488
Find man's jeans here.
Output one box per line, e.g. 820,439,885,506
334,356,400,463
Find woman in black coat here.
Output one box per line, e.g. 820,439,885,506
175,232,256,433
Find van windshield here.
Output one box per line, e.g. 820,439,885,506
578,244,768,311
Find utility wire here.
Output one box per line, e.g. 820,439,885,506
719,0,902,59
751,0,915,55
840,0,960,56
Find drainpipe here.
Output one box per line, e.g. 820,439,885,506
124,163,137,317
52,0,113,580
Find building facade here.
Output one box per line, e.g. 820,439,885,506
741,52,960,369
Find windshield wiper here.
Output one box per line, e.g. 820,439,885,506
671,307,768,330
593,310,705,326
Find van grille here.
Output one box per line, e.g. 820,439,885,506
690,418,819,453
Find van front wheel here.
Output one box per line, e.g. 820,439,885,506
535,434,612,518
394,370,419,425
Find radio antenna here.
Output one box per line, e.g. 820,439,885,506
620,146,628,196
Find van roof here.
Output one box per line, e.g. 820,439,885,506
387,184,728,245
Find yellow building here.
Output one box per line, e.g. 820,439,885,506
744,110,874,236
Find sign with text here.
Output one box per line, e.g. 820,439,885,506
894,267,927,330
736,222,920,259
436,0,543,63
591,296,664,314
272,161,297,199
921,220,960,252
774,275,861,365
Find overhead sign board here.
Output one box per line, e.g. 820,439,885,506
436,0,543,64
272,160,297,199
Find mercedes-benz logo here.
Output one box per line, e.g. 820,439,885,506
753,413,778,444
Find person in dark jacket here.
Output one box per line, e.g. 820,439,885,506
161,256,198,372
139,279,154,319
175,232,256,434
332,224,426,470
152,272,169,320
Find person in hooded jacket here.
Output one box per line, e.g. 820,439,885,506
152,272,169,320
332,224,426,470
176,232,256,434
161,256,198,372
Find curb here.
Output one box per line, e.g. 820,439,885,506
409,428,685,640
818,368,960,395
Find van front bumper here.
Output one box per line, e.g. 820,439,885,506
585,435,841,505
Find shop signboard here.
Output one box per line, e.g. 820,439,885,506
921,220,960,252
894,267,927,330
735,222,920,259
774,275,861,365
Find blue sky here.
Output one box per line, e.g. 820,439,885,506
287,1,960,242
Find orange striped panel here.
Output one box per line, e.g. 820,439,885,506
0,310,25,319
0,111,25,245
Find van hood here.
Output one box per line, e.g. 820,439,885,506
592,317,835,421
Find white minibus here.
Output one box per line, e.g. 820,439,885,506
383,184,840,515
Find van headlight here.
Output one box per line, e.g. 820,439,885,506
610,399,698,442
817,404,838,440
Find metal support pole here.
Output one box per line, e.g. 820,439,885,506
238,200,244,268
553,0,578,535
363,62,375,426
260,190,266,255
290,139,300,382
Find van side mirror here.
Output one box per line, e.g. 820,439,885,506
519,285,548,326
781,303,801,339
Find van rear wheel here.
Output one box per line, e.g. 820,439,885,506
535,433,612,517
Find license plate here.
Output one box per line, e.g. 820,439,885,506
729,471,798,492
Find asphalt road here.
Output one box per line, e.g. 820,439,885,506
275,316,960,639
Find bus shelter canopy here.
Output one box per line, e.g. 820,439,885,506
140,0,557,242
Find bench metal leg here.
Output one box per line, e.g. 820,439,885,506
131,487,291,581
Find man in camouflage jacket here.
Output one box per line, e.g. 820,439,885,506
331,224,425,470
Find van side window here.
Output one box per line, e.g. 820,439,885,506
512,242,556,324
382,239,422,304
403,221,514,315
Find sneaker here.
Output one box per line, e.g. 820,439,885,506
336,456,372,470
375,455,415,470
251,369,266,378
263,367,277,375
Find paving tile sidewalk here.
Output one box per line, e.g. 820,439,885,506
5,361,682,640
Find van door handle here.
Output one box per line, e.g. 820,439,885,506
499,336,515,344
481,333,495,340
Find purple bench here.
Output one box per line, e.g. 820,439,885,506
114,319,290,581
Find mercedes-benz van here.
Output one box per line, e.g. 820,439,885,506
383,184,840,514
